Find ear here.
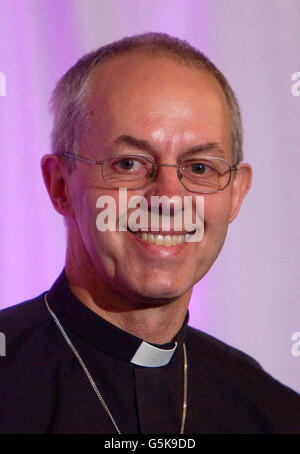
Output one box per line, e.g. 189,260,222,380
228,163,252,223
41,154,74,217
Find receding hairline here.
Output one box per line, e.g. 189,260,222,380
80,49,233,151
50,32,243,170
83,47,230,104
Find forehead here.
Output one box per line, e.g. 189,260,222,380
85,52,232,158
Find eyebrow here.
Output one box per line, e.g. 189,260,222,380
112,134,226,158
114,135,156,154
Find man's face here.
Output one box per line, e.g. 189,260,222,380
65,53,248,305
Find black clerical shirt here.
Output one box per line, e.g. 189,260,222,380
0,271,300,434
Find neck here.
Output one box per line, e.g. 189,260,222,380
65,262,191,345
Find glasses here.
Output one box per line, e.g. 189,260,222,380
59,152,238,194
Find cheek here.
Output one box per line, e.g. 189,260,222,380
203,193,232,237
69,181,104,246
74,187,127,256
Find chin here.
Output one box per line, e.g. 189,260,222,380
120,275,193,306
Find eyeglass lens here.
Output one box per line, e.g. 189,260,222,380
102,155,231,193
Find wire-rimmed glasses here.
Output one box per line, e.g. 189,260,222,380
59,152,238,194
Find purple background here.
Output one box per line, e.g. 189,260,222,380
0,0,299,393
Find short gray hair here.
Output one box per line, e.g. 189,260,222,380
50,32,243,171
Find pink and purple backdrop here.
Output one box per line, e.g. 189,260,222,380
1,0,299,393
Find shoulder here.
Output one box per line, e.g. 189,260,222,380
0,293,48,330
186,325,262,369
0,293,54,346
186,324,300,400
185,326,300,433
0,293,62,363
0,294,67,433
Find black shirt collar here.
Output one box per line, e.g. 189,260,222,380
46,269,188,367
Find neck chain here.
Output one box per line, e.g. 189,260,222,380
44,293,188,434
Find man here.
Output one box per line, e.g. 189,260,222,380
0,33,299,434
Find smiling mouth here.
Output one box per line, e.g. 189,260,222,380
129,229,196,247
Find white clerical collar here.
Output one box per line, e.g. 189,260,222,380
130,341,177,367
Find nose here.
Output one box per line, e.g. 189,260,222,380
143,164,186,220
146,164,185,197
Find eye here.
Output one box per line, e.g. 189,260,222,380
190,162,211,175
182,160,216,176
114,157,142,172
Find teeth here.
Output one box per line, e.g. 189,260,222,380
135,231,189,247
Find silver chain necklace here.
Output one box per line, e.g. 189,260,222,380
44,293,188,434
